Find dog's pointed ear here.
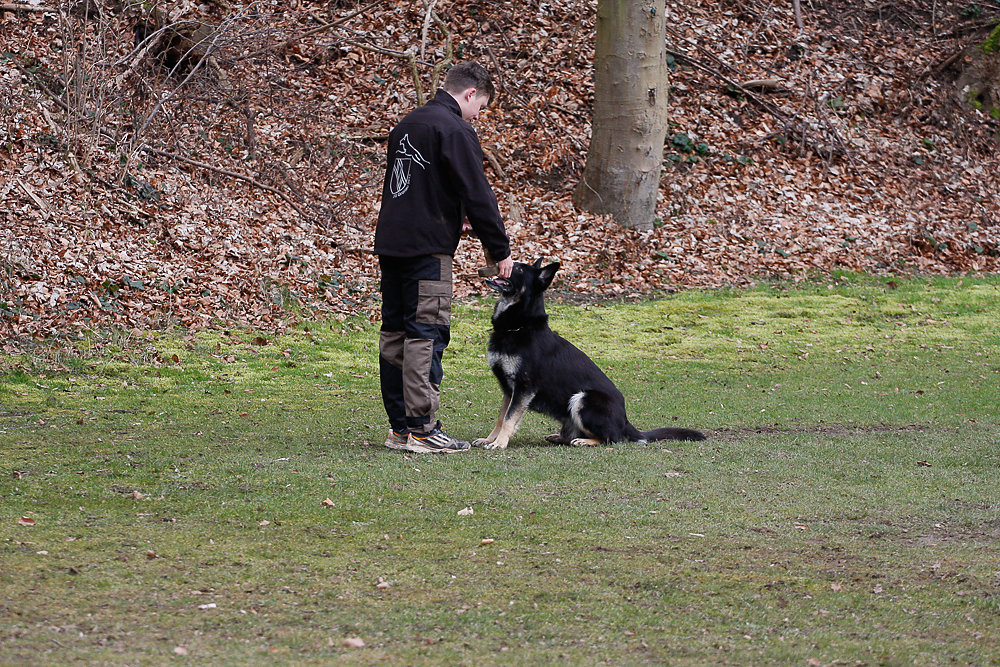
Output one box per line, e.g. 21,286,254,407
538,262,560,290
532,258,544,269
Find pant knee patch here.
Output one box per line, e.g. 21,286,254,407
379,331,405,367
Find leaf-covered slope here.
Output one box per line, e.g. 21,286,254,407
1,0,997,337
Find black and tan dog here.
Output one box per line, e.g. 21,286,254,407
474,259,705,449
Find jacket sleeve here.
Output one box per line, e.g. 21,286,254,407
440,127,511,262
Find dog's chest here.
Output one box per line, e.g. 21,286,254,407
487,349,522,381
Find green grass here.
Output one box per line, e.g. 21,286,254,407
2,273,999,664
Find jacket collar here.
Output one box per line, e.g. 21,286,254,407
431,89,462,117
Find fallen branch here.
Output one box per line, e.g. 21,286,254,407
665,45,855,164
482,147,506,180
741,78,785,91
16,178,51,218
141,146,312,220
0,3,56,12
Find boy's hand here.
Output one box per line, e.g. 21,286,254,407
497,256,514,278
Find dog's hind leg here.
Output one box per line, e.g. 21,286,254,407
567,390,620,446
481,390,536,450
473,392,512,447
545,422,577,445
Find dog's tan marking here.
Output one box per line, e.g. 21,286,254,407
473,392,511,447
481,391,535,450
570,437,602,447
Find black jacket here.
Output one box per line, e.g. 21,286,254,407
374,90,511,262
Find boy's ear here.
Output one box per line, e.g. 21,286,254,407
538,262,560,290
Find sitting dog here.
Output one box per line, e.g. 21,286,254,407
474,259,705,449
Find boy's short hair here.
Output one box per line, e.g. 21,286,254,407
443,62,496,105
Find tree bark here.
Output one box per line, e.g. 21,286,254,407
573,0,669,231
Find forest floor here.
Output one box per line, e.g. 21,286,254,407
2,0,999,341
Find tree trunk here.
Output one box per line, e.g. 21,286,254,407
573,0,669,231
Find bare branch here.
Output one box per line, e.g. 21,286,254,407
420,0,438,60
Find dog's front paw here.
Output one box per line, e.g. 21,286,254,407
472,438,492,447
570,437,601,447
482,439,509,450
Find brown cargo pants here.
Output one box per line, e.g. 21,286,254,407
377,254,453,434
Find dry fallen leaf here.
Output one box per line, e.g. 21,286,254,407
457,506,474,516
480,538,495,545
18,516,35,527
343,637,365,648
132,490,145,500
258,520,270,526
173,646,189,656
321,498,334,507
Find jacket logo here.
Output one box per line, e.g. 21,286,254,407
389,133,429,198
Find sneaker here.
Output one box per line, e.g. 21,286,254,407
384,428,410,450
405,424,471,454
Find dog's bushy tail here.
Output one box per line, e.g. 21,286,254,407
640,427,706,442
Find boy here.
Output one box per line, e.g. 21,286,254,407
375,62,514,453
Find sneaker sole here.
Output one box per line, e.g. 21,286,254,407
404,441,469,454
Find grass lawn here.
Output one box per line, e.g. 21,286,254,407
1,273,999,664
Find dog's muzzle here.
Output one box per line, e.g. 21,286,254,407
485,277,511,293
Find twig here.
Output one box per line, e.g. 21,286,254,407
129,6,258,155
339,11,449,105
485,44,585,153
927,49,965,77
341,37,421,60
235,0,389,61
